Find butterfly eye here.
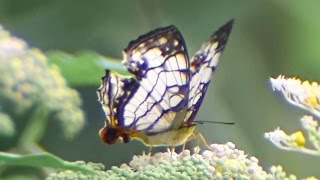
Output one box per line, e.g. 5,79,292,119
122,134,131,143
99,126,119,144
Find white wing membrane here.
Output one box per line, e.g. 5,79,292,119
186,20,234,124
97,70,137,126
118,26,190,133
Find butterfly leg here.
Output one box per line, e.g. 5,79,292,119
148,146,153,155
184,133,200,154
193,132,211,149
182,142,186,151
186,132,211,150
170,146,176,155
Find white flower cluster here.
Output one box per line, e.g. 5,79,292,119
270,75,320,117
267,75,320,156
47,143,298,179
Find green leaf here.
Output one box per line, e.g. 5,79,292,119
46,51,129,86
0,152,98,175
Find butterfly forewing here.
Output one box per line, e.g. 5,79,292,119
186,20,234,124
119,26,190,133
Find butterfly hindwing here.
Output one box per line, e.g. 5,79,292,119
97,70,137,127
119,26,190,133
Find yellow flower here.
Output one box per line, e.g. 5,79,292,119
289,131,305,147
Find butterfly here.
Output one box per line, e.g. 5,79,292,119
97,20,234,147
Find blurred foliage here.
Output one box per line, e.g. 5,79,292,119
1,0,320,179
0,24,85,143
46,51,127,86
0,112,15,137
0,21,88,178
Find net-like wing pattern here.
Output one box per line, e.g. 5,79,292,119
97,21,234,146
97,70,137,127
186,20,234,124
119,26,190,134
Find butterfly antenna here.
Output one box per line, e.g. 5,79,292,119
194,120,235,125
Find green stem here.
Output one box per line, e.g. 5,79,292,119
17,105,49,152
0,152,98,175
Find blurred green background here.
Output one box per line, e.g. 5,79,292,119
1,0,320,178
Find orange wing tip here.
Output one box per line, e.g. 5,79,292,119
102,143,297,179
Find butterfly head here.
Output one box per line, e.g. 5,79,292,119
99,122,131,144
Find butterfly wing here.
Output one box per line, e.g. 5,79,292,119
119,25,190,134
186,20,234,124
97,70,137,127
